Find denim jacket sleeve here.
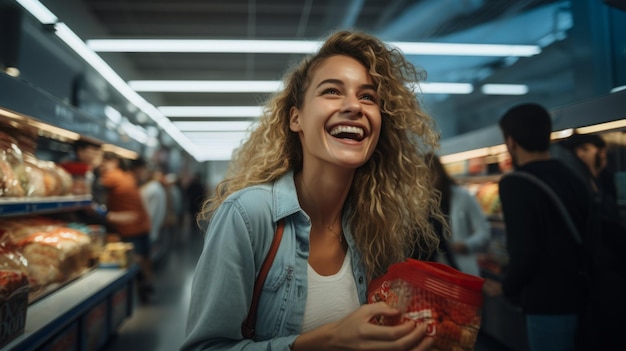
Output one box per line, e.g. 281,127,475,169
181,191,298,351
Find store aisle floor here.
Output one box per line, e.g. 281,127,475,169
103,228,203,351
102,227,512,351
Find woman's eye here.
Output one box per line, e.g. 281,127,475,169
322,88,340,95
360,93,378,102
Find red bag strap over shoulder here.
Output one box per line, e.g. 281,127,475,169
241,220,285,339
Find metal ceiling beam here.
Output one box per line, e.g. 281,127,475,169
406,2,572,82
377,0,485,41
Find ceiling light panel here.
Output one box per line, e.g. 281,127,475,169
133,81,474,94
87,39,540,57
183,131,250,142
158,106,263,118
88,39,322,54
129,80,283,93
16,0,199,159
16,0,57,23
173,121,255,132
417,82,474,94
481,84,529,95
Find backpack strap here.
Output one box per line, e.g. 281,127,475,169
503,172,582,245
241,219,285,339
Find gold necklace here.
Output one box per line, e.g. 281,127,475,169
301,179,343,243
326,221,343,243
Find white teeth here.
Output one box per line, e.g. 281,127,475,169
329,125,364,139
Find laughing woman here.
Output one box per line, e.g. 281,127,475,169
182,30,441,351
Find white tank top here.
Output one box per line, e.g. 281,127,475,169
301,250,361,333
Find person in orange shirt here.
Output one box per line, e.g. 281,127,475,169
99,151,154,302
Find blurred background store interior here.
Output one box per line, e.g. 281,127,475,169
1,0,624,190
1,1,625,351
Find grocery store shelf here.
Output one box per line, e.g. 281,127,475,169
2,265,139,351
0,195,92,217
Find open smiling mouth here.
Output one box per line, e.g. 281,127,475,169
329,125,365,142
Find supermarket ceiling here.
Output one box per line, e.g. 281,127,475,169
33,0,572,161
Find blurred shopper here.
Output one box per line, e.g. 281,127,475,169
99,152,154,302
61,138,107,223
559,135,626,350
62,138,105,199
561,133,620,221
185,173,207,236
182,30,440,350
163,173,184,244
130,157,167,247
483,103,589,351
417,153,490,276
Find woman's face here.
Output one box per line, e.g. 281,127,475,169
575,143,606,175
289,55,382,169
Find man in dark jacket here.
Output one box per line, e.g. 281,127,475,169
483,103,589,351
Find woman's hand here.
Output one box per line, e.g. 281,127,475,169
292,302,434,351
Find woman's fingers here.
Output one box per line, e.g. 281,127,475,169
358,303,435,348
409,324,435,351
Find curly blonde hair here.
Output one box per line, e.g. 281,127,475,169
198,30,441,279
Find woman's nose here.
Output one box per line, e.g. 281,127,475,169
340,94,362,116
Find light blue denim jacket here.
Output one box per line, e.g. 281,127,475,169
181,170,368,350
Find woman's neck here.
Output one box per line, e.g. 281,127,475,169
295,169,351,226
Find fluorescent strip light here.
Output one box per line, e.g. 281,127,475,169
132,80,473,94
195,153,237,162
393,42,540,57
159,106,263,118
0,107,27,122
28,119,80,142
440,147,490,164
190,141,247,147
193,142,245,161
440,144,508,164
417,82,473,94
88,39,321,54
17,1,199,159
551,128,574,140
102,144,139,160
42,22,198,159
87,39,541,57
611,85,626,93
576,119,626,134
16,0,58,24
104,105,122,124
174,121,255,132
120,120,149,143
481,84,529,95
129,80,283,93
440,120,626,165
184,131,249,141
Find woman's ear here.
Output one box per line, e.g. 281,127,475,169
289,106,302,132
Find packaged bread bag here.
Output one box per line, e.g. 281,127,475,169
368,259,485,351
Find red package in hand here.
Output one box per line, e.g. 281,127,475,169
368,259,485,351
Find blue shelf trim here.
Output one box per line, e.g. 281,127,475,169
0,196,92,217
